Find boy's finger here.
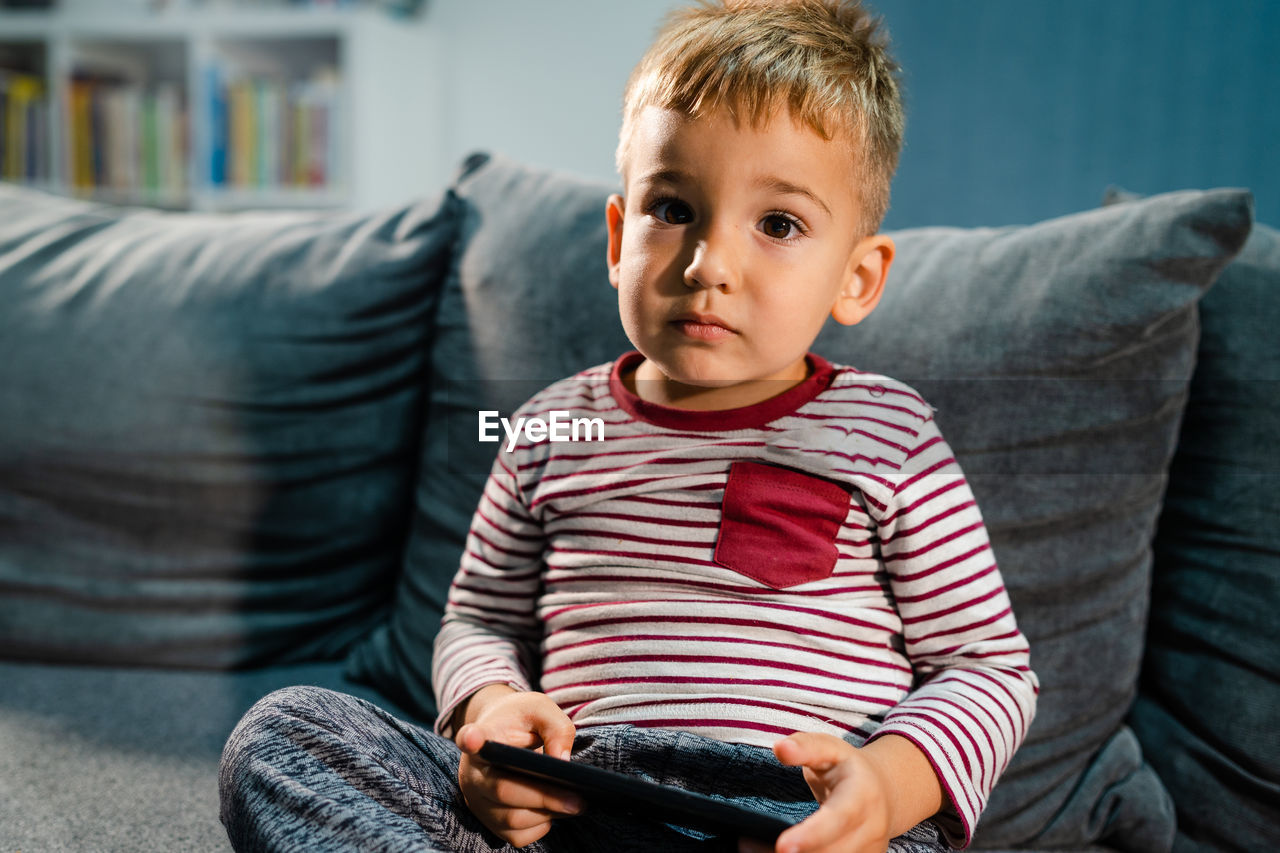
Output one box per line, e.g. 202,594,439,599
774,803,855,853
487,770,584,815
525,702,577,761
773,732,849,772
484,805,556,831
456,724,489,756
497,818,558,850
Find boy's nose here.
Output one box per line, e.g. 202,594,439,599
683,233,737,291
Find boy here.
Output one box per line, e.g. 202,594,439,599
220,2,1037,852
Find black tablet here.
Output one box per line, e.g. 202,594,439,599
477,740,797,842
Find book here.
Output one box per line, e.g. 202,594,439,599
1,71,45,181
207,63,227,187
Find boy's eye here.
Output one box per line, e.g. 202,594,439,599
652,199,694,224
760,213,802,240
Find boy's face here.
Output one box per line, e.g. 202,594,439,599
607,106,894,410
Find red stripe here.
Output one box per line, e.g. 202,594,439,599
623,719,798,737
924,677,1018,775
907,607,1014,644
793,410,920,439
449,581,536,601
542,566,907,603
903,432,943,462
545,633,913,682
970,669,1034,740
438,610,534,632
565,695,866,730
537,453,749,483
592,428,758,443
900,585,1006,625
543,597,899,637
894,450,952,494
877,478,965,526
889,542,991,582
527,440,764,470
971,662,1039,701
922,673,1012,746
830,469,896,491
461,547,534,573
546,551,719,571
800,419,914,452
882,522,987,564
867,726,975,844
817,397,928,422
553,510,719,529
469,529,542,560
475,505,544,543
775,444,898,470
542,653,902,688
488,466,532,515
456,562,541,583
840,380,929,408
916,695,997,793
548,674,895,707
617,493,721,509
881,500,978,545
528,475,675,509
894,563,998,604
546,612,905,659
877,713,980,819
547,528,715,550
445,596,536,618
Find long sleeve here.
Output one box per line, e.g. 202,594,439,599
866,415,1039,848
431,449,547,734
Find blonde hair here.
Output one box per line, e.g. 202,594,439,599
617,0,904,235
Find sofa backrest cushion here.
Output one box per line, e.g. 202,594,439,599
343,152,1252,849
0,185,456,667
1115,200,1280,849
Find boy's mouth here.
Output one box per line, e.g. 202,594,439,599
671,312,736,340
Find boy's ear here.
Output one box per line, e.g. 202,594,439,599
606,194,625,289
831,234,894,326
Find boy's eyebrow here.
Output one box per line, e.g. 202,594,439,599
635,169,833,218
636,168,689,187
753,176,833,218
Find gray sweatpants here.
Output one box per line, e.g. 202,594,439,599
219,685,949,852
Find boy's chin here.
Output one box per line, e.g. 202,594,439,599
639,366,746,390
664,375,743,389
643,360,800,390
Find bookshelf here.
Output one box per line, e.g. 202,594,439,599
0,2,422,211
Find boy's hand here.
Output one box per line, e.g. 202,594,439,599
739,732,944,853
454,685,583,848
739,732,894,853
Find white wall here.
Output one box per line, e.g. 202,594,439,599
357,0,681,209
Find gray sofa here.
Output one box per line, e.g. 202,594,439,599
2,153,1276,852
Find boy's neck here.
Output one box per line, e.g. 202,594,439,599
625,355,813,411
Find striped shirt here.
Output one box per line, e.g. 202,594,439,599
434,351,1038,846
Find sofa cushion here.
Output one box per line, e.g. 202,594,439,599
344,153,1252,850
0,184,456,667
1106,191,1280,850
0,659,413,852
830,196,1249,852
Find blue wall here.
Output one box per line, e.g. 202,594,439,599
434,0,1276,230
874,0,1278,229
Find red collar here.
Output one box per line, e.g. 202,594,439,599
608,350,836,431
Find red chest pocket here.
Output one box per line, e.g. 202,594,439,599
713,460,852,589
